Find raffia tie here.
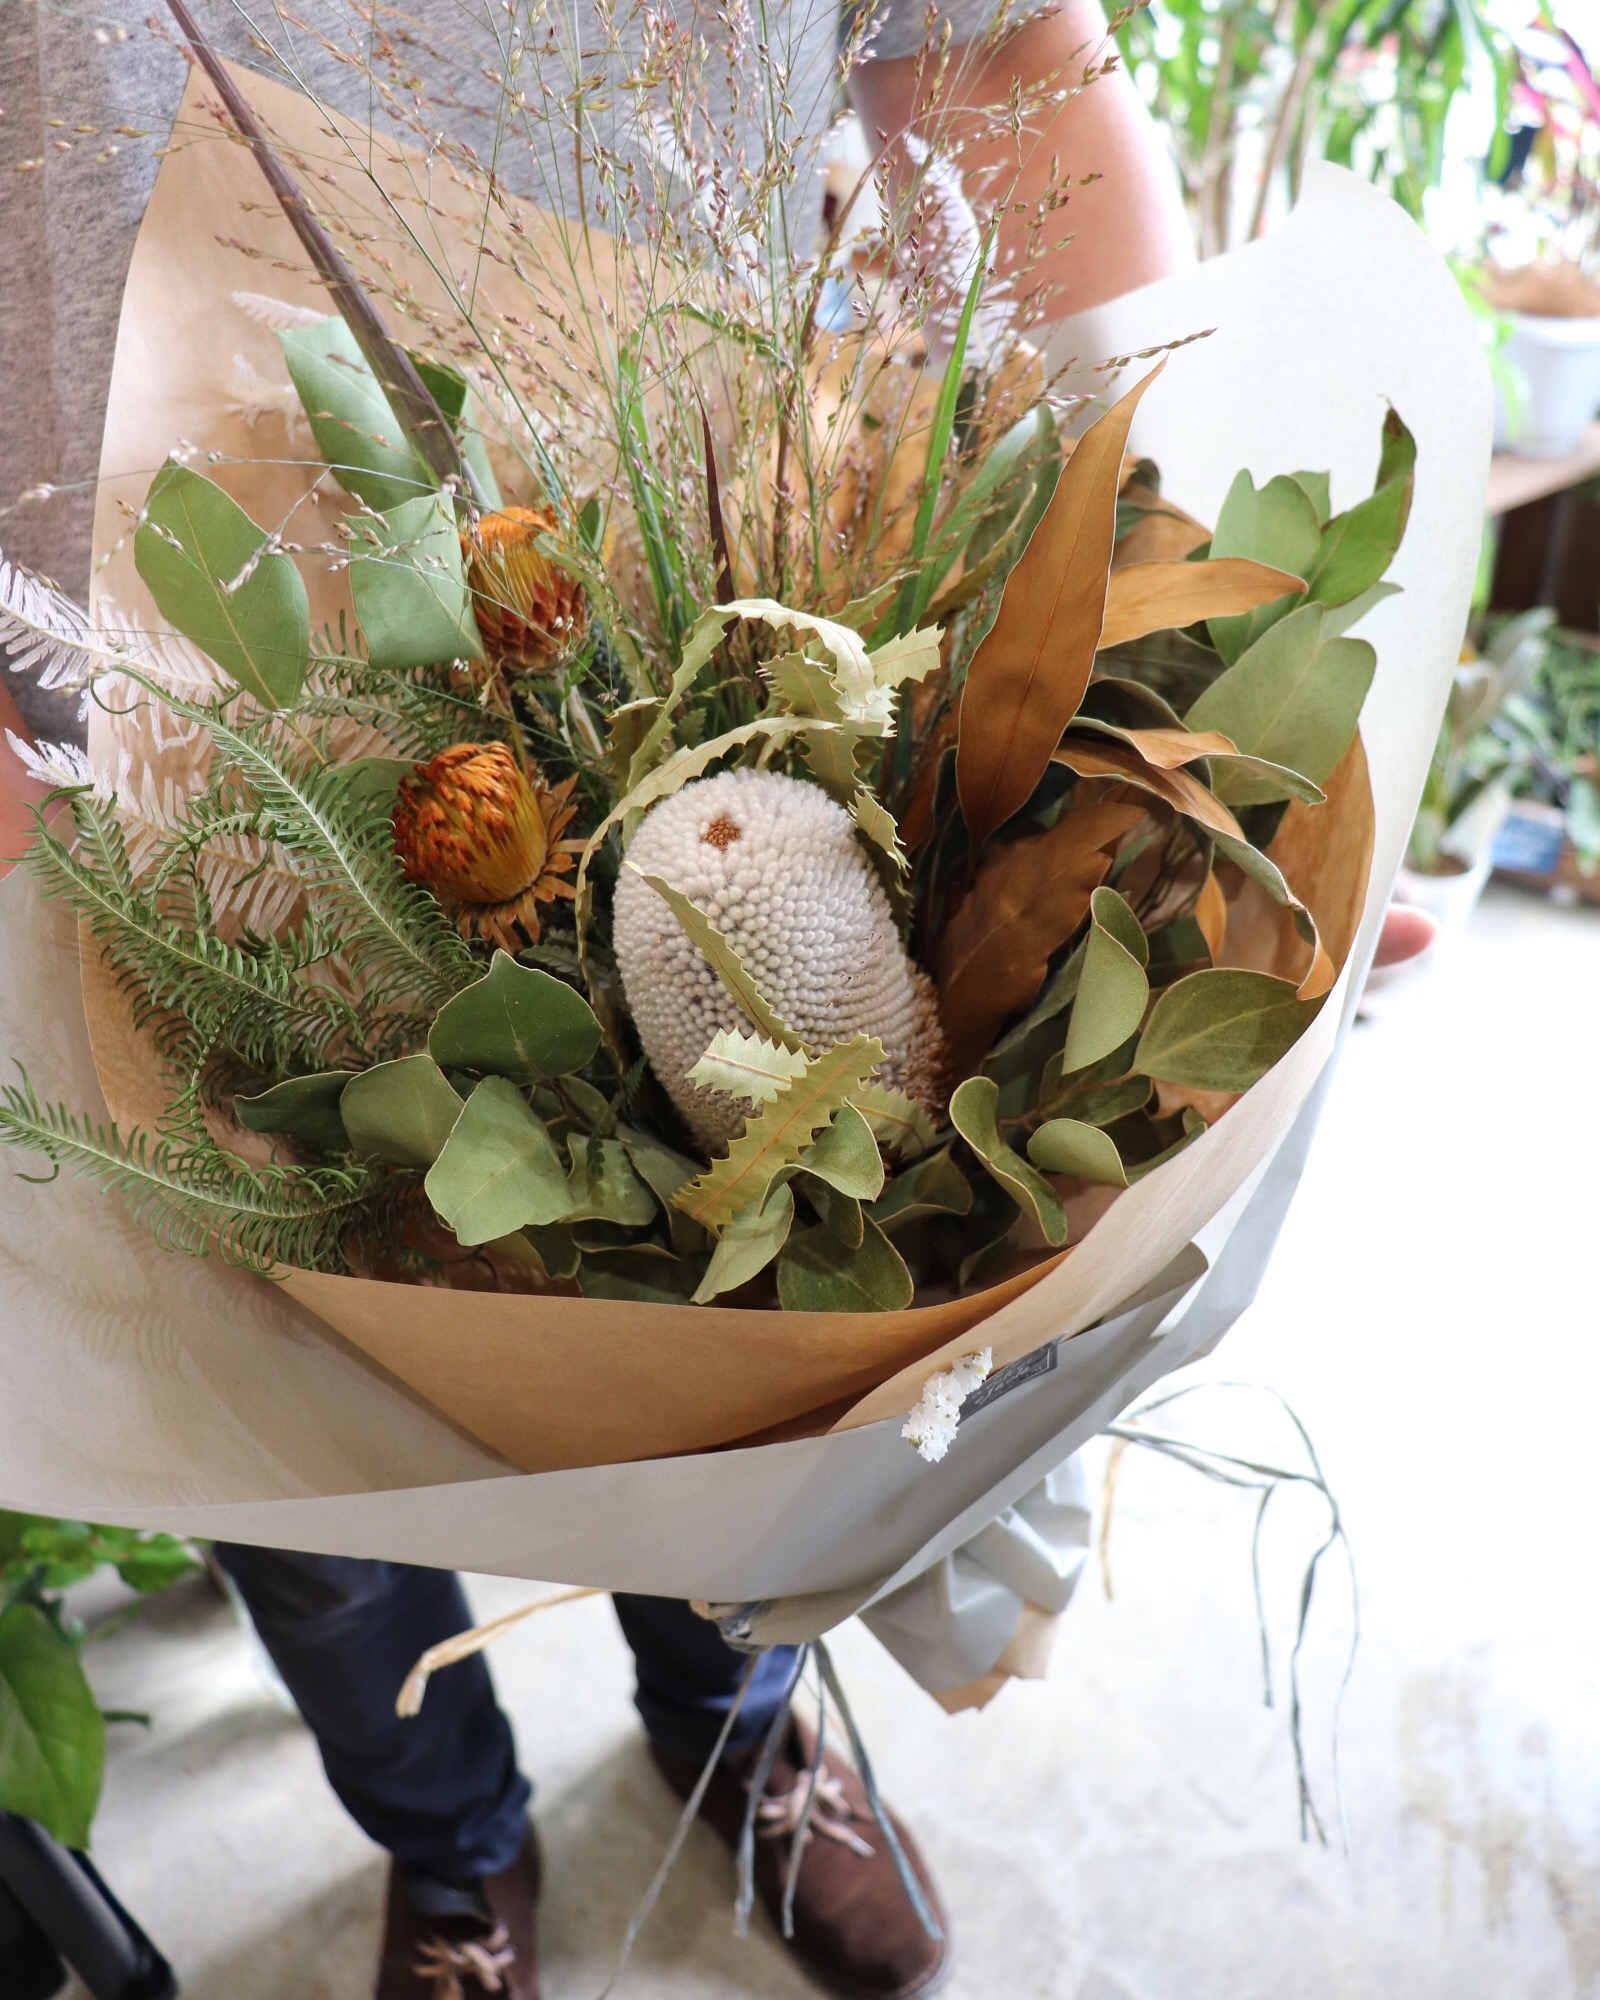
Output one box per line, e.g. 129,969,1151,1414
413,1923,516,1999
756,1769,875,1860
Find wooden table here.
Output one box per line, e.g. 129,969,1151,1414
1485,423,1600,517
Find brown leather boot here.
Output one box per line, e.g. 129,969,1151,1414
652,1720,951,1999
375,1830,541,2000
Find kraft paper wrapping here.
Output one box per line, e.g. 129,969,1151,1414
0,56,1489,1617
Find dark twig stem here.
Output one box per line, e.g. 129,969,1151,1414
164,0,488,510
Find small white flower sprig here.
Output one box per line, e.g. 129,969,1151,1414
901,1348,993,1463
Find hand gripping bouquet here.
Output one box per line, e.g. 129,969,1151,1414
0,11,1489,1702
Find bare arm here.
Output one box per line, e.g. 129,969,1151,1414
848,0,1193,318
0,686,47,879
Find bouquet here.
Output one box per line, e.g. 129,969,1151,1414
0,14,1489,1696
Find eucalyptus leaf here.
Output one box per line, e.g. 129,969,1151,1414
1135,970,1317,1091
235,1071,356,1153
0,1603,104,1850
349,492,483,671
1186,603,1375,805
799,1174,865,1247
1319,580,1401,637
279,318,432,513
562,1135,657,1227
1027,1117,1129,1186
617,1124,709,1255
868,1147,974,1233
424,1076,571,1245
801,1102,885,1201
776,1213,914,1312
1061,887,1149,1075
134,460,310,707
949,1076,1067,1247
577,1245,707,1303
518,1223,581,1280
340,1055,464,1167
1288,470,1332,524
693,1181,794,1303
1206,472,1323,662
429,953,602,1084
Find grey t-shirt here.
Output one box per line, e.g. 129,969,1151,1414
4,0,914,735
2,0,1000,745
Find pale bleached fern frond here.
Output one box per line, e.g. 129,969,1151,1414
4,731,102,795
0,552,137,693
230,289,329,331
114,758,306,937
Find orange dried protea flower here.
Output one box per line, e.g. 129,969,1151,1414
462,505,586,672
393,742,582,951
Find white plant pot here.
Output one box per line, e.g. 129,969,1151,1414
1361,847,1499,1009
1499,312,1600,459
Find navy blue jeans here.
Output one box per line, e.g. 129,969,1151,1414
214,1546,797,1885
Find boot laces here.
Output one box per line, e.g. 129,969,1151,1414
414,1922,516,1998
756,1767,876,1859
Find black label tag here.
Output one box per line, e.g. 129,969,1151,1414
963,1339,1058,1417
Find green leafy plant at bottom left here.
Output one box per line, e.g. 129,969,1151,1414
0,1512,199,1848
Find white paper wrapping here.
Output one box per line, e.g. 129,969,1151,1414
0,161,1490,1681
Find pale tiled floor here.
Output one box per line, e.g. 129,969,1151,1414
63,883,1600,2000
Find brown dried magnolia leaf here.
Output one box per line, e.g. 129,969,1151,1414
1267,731,1375,998
956,362,1165,846
1099,558,1306,651
1112,496,1211,571
1194,869,1228,964
935,802,1145,1076
1053,734,1245,844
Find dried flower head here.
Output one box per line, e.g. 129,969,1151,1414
463,507,586,672
612,767,949,1146
393,742,580,951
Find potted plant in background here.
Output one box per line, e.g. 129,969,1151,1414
1401,607,1550,906
1114,0,1514,258
1483,17,1600,456
1487,620,1600,901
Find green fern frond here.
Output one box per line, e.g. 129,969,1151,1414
26,796,360,1075
129,676,477,1010
0,1071,392,1274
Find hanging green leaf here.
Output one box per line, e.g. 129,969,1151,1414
349,492,483,671
630,873,799,1051
693,1181,795,1303
429,952,602,1084
675,1036,885,1233
561,1135,657,1227
776,1213,914,1312
868,1147,973,1232
1288,470,1332,523
949,1075,1067,1247
279,318,433,513
801,1102,886,1201
577,1245,707,1302
798,1174,865,1247
1206,472,1323,662
1186,604,1375,805
1126,1108,1208,1182
235,1071,357,1153
1027,1118,1129,1186
688,1028,809,1105
0,1603,104,1850
340,1055,465,1168
1135,970,1317,1091
617,1124,708,1256
423,1076,572,1245
134,460,310,708
1307,408,1415,609
1061,887,1150,1075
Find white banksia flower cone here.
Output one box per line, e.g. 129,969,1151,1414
612,768,948,1147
